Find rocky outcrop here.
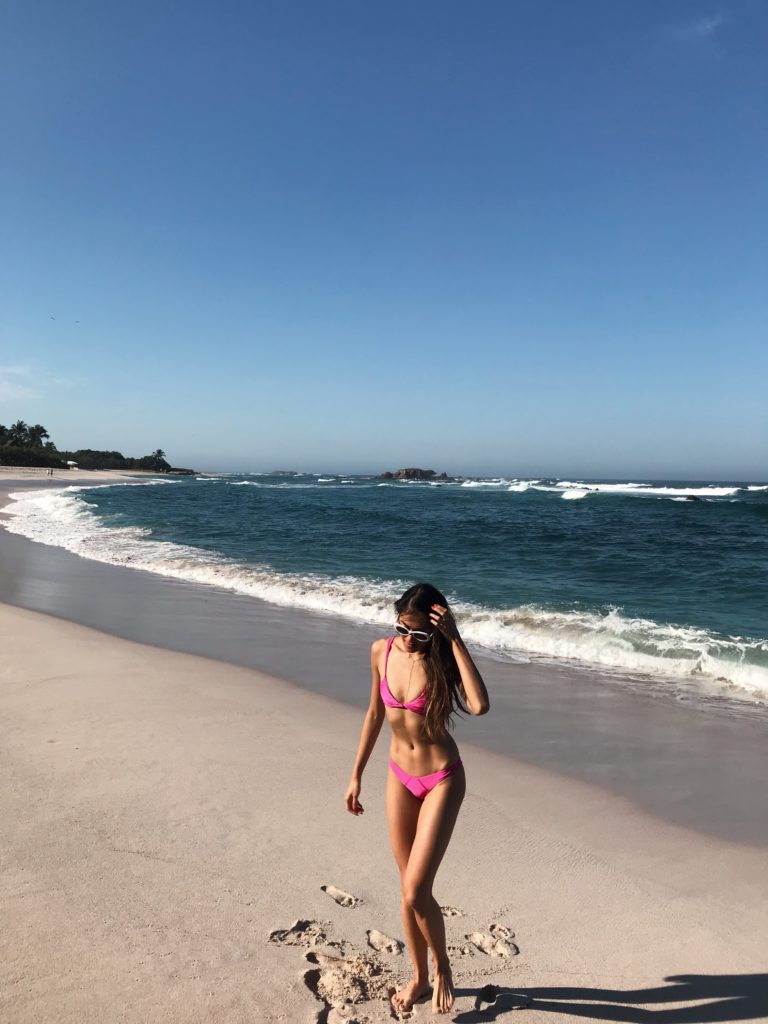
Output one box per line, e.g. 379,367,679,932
380,468,450,481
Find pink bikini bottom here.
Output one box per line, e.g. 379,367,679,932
389,757,463,800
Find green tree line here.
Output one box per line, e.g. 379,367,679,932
0,420,173,471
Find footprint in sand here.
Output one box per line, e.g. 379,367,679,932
441,905,464,917
448,941,477,958
366,929,404,955
268,919,328,947
466,923,519,958
303,949,394,1021
321,883,362,908
305,949,348,967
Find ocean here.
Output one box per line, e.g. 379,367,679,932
4,473,767,711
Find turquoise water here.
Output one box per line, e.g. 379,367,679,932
5,474,768,705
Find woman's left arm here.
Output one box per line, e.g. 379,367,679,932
430,603,490,716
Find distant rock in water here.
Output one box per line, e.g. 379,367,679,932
381,468,451,481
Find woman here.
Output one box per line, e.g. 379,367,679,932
345,582,490,1014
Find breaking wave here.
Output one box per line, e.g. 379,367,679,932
3,483,766,706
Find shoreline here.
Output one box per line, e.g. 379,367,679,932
0,466,167,481
2,600,766,1022
3,474,765,711
1,478,768,850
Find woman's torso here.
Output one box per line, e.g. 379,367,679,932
379,636,460,775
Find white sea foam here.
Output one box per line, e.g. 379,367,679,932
453,603,768,703
461,478,508,488
555,481,645,491
4,484,767,706
209,475,760,499
507,479,541,492
548,481,739,498
2,483,408,626
226,480,323,489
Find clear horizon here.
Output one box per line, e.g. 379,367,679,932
2,1,766,479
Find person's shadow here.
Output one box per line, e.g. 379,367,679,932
452,973,768,1022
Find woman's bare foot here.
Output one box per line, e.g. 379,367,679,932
432,965,455,1014
392,976,431,1012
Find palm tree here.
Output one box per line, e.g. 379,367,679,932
8,420,30,446
135,449,170,472
27,424,50,448
0,423,8,444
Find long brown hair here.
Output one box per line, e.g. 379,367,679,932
394,582,468,740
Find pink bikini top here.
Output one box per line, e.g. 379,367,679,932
380,636,428,716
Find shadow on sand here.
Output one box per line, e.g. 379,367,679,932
452,973,768,1022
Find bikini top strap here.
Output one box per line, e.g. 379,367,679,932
384,636,395,674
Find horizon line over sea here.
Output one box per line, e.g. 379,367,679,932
2,471,767,716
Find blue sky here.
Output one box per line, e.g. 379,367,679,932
1,1,766,478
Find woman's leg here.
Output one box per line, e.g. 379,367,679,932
386,768,431,1010
401,766,466,1014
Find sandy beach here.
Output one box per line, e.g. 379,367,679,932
0,467,167,484
1,480,767,1023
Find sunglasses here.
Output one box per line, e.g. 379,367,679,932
394,622,434,643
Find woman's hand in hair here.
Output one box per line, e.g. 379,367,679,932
430,603,461,643
432,604,491,715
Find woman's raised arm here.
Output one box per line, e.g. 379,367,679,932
429,604,490,716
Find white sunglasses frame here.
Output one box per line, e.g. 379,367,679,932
394,622,434,642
